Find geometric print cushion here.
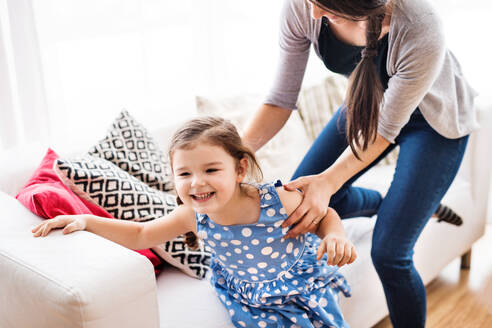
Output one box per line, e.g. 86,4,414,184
54,155,211,279
152,236,211,280
54,155,176,222
88,109,174,192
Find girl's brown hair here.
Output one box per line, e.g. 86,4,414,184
168,116,263,182
310,0,388,159
168,116,263,249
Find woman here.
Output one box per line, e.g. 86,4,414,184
242,0,478,326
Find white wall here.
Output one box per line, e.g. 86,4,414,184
431,0,492,104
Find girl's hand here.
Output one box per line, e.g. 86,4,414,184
32,215,88,237
282,174,336,239
316,233,357,267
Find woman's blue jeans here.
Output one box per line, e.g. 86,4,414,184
291,107,469,328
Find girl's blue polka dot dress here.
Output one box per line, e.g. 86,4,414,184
195,181,351,328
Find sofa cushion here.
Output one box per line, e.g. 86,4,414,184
15,148,164,274
54,155,211,279
196,94,312,182
296,75,348,142
89,109,174,192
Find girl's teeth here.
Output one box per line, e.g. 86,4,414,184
194,192,212,200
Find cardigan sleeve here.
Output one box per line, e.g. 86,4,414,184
378,13,446,143
264,0,312,110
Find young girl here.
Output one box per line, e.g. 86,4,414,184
32,116,356,328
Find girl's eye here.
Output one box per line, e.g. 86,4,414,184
206,168,218,173
178,172,190,177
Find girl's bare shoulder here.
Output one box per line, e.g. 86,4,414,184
276,186,303,216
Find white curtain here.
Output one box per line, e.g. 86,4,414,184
0,0,290,152
0,0,49,150
431,0,492,102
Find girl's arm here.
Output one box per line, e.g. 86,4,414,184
314,207,345,240
314,207,357,267
277,187,357,267
32,205,196,250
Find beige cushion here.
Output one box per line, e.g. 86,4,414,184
297,75,399,166
196,94,312,183
297,75,348,141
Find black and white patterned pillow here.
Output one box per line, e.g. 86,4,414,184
153,235,211,279
54,155,211,279
89,109,173,192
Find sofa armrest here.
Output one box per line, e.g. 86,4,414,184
0,192,159,328
468,104,492,226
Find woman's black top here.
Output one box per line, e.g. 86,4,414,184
317,17,390,90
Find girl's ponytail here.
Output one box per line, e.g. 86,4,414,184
176,195,200,250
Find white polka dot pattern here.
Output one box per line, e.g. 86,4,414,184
286,242,294,253
261,247,273,256
241,228,252,237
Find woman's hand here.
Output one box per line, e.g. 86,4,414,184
281,174,337,239
317,233,357,267
32,215,88,237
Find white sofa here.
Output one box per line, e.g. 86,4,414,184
1,102,491,328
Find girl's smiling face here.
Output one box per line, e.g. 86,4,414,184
172,142,247,215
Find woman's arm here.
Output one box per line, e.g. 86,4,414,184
242,104,292,152
32,205,196,250
243,0,312,151
282,133,390,238
321,133,390,194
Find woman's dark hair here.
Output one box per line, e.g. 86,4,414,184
310,0,388,159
